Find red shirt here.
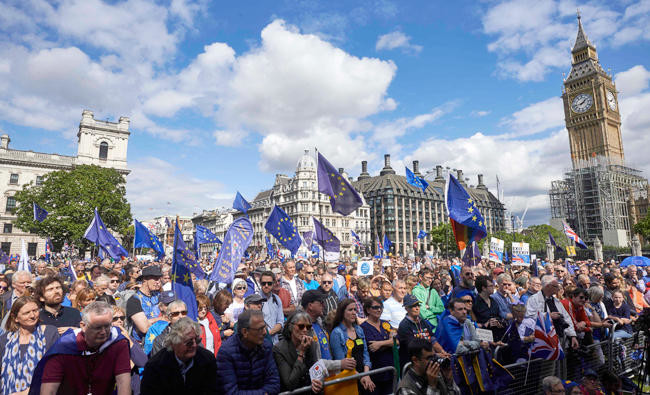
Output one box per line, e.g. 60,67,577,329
42,331,131,395
274,288,293,309
561,299,592,333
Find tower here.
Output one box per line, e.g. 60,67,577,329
563,14,623,169
76,110,130,173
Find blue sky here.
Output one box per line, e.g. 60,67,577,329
1,0,650,226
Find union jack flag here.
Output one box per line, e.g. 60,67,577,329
562,221,588,249
350,230,362,247
531,312,564,360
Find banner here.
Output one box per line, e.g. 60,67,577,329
210,217,254,283
511,242,530,265
324,250,340,262
489,237,504,264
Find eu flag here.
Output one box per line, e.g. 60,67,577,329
462,241,481,266
172,221,198,320
0,248,9,265
195,225,222,245
134,219,165,258
83,208,128,259
548,232,564,253
446,174,487,251
33,202,48,222
264,205,301,255
265,236,275,259
417,230,429,239
317,152,363,216
405,167,429,193
313,217,340,253
233,191,251,214
210,217,254,283
383,234,392,254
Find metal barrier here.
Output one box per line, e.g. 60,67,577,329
278,365,397,395
500,357,556,395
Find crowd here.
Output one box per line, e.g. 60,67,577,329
0,253,647,395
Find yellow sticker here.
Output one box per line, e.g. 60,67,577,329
355,338,364,346
382,322,391,332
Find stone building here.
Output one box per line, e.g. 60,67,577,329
191,209,234,258
0,110,130,256
143,215,194,256
548,16,648,247
234,149,371,257
353,155,506,256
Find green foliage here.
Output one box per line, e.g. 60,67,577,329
428,223,458,256
484,224,569,252
633,213,650,242
13,165,132,251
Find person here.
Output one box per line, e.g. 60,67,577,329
381,279,408,328
149,300,188,356
280,260,305,309
607,290,633,339
71,287,97,311
561,287,592,345
380,281,393,301
216,309,280,394
490,274,515,320
110,305,148,395
330,299,375,393
0,296,59,394
319,273,339,316
225,278,247,322
361,297,395,395
65,280,88,308
520,276,541,305
397,294,449,369
196,293,221,356
142,290,176,355
140,317,218,394
259,271,284,344
472,275,505,339
0,270,32,320
126,265,164,343
587,286,612,343
449,266,476,300
34,301,131,395
412,269,444,330
212,289,234,340
396,338,460,395
34,276,81,334
577,369,604,395
303,265,320,290
106,271,121,296
273,272,295,316
541,376,565,395
436,298,489,354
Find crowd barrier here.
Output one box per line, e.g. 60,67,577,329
278,366,397,395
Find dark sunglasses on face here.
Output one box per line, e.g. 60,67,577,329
322,281,332,285
110,280,120,283
235,286,246,290
184,337,202,347
0,286,7,291
261,281,274,286
112,315,126,322
306,271,314,274
170,310,188,318
296,323,312,331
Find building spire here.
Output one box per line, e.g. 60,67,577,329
573,9,594,52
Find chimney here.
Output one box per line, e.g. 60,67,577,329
380,154,396,176
477,174,487,190
434,165,444,182
0,134,9,150
413,160,420,176
457,170,467,185
358,160,371,180
338,168,344,174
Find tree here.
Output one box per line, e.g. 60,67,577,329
633,213,650,242
14,165,132,252
429,223,458,257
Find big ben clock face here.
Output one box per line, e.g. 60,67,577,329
606,90,617,111
571,93,593,113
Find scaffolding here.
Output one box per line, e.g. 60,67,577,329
549,156,647,247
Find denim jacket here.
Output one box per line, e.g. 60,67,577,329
330,323,371,369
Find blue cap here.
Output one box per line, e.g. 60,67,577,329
403,294,421,308
295,261,304,271
160,290,176,304
563,380,579,389
338,264,346,272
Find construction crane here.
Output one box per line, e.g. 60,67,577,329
515,204,529,233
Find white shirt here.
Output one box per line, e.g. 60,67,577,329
199,317,214,353
381,296,406,328
524,291,576,337
286,277,298,300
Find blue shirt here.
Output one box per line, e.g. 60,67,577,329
304,279,320,291
260,291,284,344
330,323,371,369
490,291,512,320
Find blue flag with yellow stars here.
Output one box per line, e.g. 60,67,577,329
265,236,275,259
172,221,199,320
233,191,251,214
406,167,429,193
134,219,165,258
446,174,487,251
195,225,222,245
83,208,128,260
33,202,49,222
312,217,340,253
173,221,206,281
265,205,301,256
210,217,254,283
317,152,363,216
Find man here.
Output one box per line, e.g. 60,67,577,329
412,268,444,330
380,280,393,301
326,263,341,293
35,276,81,333
149,300,188,356
397,338,460,395
554,264,569,283
37,301,131,395
258,271,284,343
0,270,32,320
577,274,591,290
541,376,565,395
318,273,339,316
520,276,541,305
126,265,165,343
450,266,476,300
578,369,603,395
302,290,337,361
397,294,449,369
35,260,48,278
93,275,116,304
436,298,489,354
602,273,620,308
490,273,515,321
141,317,218,394
216,310,280,394
381,279,408,328
525,275,579,350
272,269,295,316
351,277,372,321
160,264,172,291
107,271,121,296
142,290,176,355
279,259,305,309
303,264,320,290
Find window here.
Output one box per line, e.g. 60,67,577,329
36,176,44,186
9,174,18,185
5,197,16,213
0,242,10,255
99,141,109,160
3,223,12,233
27,242,37,257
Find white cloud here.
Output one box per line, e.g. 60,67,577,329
471,110,491,117
375,31,422,53
499,96,564,136
615,65,650,96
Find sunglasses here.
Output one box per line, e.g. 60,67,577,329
261,281,274,286
306,271,314,274
0,286,7,291
322,281,333,285
234,286,246,290
184,337,202,347
112,315,126,322
110,280,120,283
170,310,188,318
461,299,473,303
296,323,312,331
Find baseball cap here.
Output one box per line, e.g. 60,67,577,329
583,369,598,378
337,264,346,272
493,267,504,275
244,294,267,305
159,290,176,304
301,289,326,308
403,294,421,308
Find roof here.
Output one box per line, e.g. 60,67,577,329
572,16,594,52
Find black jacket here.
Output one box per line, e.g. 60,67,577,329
140,346,217,395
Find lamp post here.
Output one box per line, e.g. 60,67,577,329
510,215,515,263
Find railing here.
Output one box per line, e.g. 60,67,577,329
279,366,397,395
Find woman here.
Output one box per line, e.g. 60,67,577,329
224,278,247,322
196,294,221,355
472,275,505,340
63,279,88,307
607,290,633,339
586,286,612,341
330,299,375,393
0,296,59,395
72,287,97,310
405,274,419,294
360,297,394,395
273,311,321,392
212,289,234,339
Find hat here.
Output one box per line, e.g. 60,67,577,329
583,369,598,378
271,267,282,275
403,294,421,308
160,290,176,304
337,264,346,272
137,265,162,281
563,380,579,390
295,261,304,271
327,262,338,269
244,294,267,305
301,289,326,308
493,267,504,275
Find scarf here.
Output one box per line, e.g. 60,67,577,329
2,325,47,395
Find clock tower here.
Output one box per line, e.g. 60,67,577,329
563,14,623,169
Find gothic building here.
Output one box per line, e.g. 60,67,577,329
549,16,648,247
0,110,130,256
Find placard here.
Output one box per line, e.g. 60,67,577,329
357,260,374,276
511,241,530,265
489,237,504,264
475,328,494,342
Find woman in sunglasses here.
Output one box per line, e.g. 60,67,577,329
225,278,247,323
272,311,319,391
360,297,395,395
